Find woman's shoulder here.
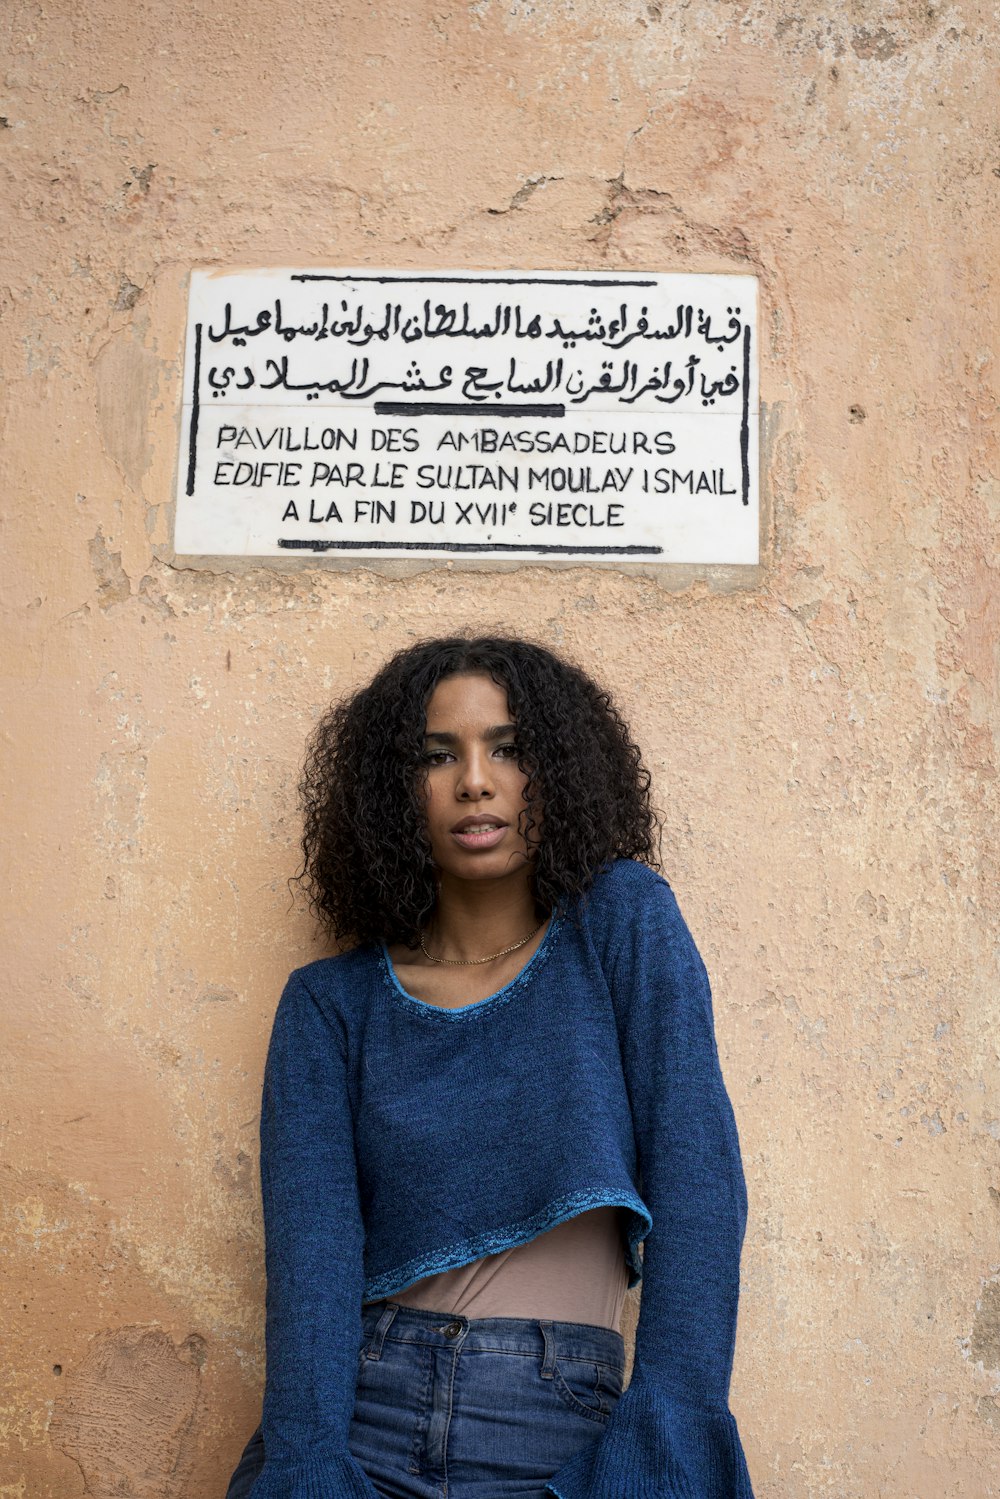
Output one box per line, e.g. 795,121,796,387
579,857,692,959
584,856,672,917
278,943,381,1029
575,860,713,1032
289,941,379,988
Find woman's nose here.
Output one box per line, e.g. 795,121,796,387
456,749,494,799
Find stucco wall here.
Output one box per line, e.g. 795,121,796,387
2,2,998,1495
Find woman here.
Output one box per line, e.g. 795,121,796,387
226,634,756,1499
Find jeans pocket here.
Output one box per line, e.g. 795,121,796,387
550,1356,616,1423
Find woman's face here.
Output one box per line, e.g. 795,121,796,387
418,671,536,887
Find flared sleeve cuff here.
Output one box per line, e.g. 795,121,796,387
543,1379,756,1499
248,1447,382,1499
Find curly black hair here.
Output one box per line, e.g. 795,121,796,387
296,634,661,947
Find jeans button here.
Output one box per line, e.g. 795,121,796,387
443,1320,463,1337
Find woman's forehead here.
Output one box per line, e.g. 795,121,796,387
424,672,513,727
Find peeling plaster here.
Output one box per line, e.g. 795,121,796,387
88,526,131,609
93,320,163,494
49,1328,204,1498
970,1278,1000,1371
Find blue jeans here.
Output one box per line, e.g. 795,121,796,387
225,1299,626,1498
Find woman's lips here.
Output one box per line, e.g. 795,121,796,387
451,822,507,850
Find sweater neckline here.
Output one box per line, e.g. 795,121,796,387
377,912,564,1020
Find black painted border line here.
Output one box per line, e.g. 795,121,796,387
277,539,662,555
291,274,657,287
185,322,202,497
374,402,565,418
740,323,751,507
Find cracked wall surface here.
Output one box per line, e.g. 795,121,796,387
1,1,998,1495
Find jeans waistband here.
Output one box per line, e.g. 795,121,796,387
360,1298,626,1364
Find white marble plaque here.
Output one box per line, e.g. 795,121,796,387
174,268,758,563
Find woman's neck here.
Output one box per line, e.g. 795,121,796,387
422,872,540,962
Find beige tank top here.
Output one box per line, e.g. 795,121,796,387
363,1206,629,1332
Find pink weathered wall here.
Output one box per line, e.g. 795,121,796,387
2,2,998,1494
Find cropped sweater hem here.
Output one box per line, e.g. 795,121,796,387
364,1186,651,1300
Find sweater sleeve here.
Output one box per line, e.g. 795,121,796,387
248,968,381,1499
544,873,756,1499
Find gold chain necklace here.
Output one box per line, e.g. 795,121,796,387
419,922,543,966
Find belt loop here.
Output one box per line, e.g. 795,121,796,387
367,1300,399,1361
539,1319,557,1379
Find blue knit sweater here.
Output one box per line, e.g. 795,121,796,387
248,858,756,1498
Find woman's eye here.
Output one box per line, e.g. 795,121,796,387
421,744,517,765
